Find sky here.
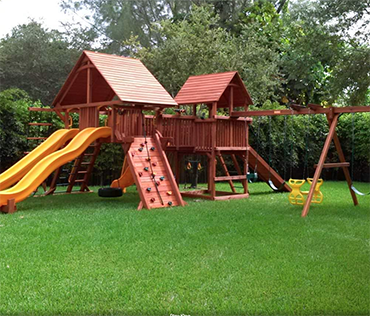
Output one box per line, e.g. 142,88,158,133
0,0,89,38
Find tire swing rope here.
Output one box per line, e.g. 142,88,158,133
142,112,164,205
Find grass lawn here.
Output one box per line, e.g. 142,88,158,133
0,181,369,316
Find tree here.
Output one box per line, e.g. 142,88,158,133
60,0,274,54
0,89,29,171
0,21,80,105
127,5,281,104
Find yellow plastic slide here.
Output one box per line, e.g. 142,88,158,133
0,129,79,190
110,164,134,192
0,127,111,206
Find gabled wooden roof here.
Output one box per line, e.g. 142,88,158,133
52,51,177,108
175,71,253,107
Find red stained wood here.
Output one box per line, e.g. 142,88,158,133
175,72,253,107
53,51,177,108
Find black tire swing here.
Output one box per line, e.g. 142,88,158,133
98,187,123,197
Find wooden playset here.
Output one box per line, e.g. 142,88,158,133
0,50,369,216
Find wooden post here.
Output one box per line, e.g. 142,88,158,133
229,86,234,115
209,102,217,199
229,87,234,147
301,114,339,217
137,110,143,136
45,167,62,196
155,109,163,135
87,63,92,104
193,104,197,116
0,199,16,214
174,152,181,185
111,107,116,142
244,121,249,194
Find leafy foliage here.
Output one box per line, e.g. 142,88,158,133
129,5,281,104
0,21,80,105
0,89,29,171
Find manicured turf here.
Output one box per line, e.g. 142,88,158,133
0,181,369,316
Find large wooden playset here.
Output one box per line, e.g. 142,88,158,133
0,51,369,216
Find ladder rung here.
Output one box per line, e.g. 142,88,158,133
27,137,47,140
314,162,350,168
78,171,88,174
81,162,91,165
74,179,85,183
214,175,247,181
28,123,52,126
23,152,30,154
84,153,94,156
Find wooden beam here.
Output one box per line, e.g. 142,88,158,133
28,107,54,112
314,162,350,168
214,175,247,181
301,114,339,217
232,106,370,117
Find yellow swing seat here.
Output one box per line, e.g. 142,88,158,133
288,178,324,205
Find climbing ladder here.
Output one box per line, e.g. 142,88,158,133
124,134,185,210
46,142,100,195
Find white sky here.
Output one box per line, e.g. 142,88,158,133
0,0,89,38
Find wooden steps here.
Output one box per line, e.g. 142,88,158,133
67,143,100,193
125,135,185,210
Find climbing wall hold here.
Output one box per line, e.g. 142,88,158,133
152,162,157,167
131,152,135,157
138,147,143,152
156,181,161,186
150,147,155,151
160,176,165,181
146,187,151,192
146,157,151,161
152,172,156,176
168,201,173,206
138,172,143,177
150,198,156,203
140,143,145,147
144,167,149,171
167,191,172,196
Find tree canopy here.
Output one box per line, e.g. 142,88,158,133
0,21,80,105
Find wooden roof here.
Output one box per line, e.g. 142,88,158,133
175,71,253,107
52,51,177,108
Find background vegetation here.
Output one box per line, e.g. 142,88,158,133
0,0,369,181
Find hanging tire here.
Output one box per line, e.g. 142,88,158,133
98,187,123,198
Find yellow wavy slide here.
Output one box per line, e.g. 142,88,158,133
0,129,79,190
0,127,111,207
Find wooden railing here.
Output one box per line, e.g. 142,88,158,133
109,111,248,150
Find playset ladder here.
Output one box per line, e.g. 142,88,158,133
124,134,185,210
67,143,100,193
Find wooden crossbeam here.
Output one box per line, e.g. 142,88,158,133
314,162,350,168
214,175,247,181
231,105,370,117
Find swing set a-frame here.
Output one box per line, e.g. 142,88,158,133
232,104,370,217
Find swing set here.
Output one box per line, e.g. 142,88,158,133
233,103,370,217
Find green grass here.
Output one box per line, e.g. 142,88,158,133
0,181,369,316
